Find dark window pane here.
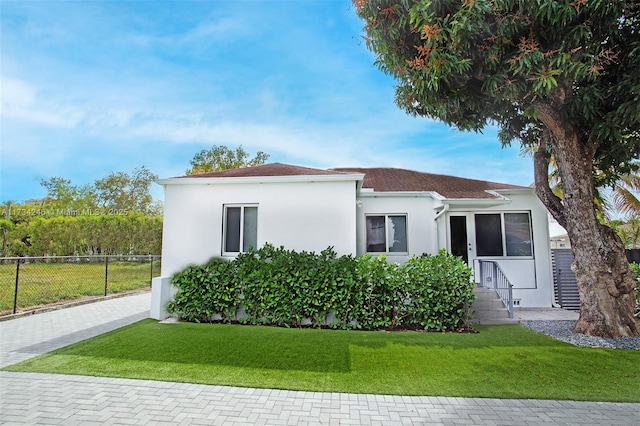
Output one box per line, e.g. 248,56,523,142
366,216,386,252
389,216,407,252
225,207,241,252
243,207,258,251
475,214,503,256
505,213,533,256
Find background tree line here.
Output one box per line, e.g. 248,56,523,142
0,166,162,257
1,147,269,257
0,214,162,257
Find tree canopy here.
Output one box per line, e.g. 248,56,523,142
93,166,159,214
186,145,270,175
355,0,640,337
37,166,160,215
355,0,638,186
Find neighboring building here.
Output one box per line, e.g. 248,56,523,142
550,234,571,249
151,163,554,319
549,216,571,248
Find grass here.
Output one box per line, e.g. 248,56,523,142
4,319,639,402
0,261,160,315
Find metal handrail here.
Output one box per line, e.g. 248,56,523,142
476,260,514,319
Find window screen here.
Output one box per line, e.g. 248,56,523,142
475,214,503,256
504,213,533,256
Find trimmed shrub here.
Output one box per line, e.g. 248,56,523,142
167,257,240,323
401,251,474,331
167,244,475,331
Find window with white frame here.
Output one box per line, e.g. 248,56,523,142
223,205,258,254
474,212,533,257
366,214,407,253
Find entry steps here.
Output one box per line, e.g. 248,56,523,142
471,286,519,325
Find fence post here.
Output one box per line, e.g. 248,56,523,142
104,256,109,297
13,259,20,314
149,256,154,287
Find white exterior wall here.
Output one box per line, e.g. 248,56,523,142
356,194,439,263
443,190,554,308
507,190,554,307
151,178,553,319
159,179,358,278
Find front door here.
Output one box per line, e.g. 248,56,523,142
449,216,469,264
449,213,475,266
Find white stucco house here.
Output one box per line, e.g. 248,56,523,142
150,163,554,319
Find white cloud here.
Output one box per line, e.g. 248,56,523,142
0,76,85,128
0,76,36,107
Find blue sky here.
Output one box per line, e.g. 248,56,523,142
0,0,534,203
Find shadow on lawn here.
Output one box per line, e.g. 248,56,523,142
57,320,352,373
46,320,571,375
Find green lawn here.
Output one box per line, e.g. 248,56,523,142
5,320,639,402
0,261,160,315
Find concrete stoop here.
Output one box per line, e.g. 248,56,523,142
471,287,519,325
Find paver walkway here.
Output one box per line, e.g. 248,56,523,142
1,294,638,425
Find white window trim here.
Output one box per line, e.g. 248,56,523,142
222,204,258,256
365,213,409,255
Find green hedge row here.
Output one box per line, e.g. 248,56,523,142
167,244,475,331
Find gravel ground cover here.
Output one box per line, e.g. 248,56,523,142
522,320,640,349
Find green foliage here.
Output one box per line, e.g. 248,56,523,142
34,166,160,215
402,252,474,331
355,0,640,175
167,245,475,331
236,245,352,327
1,167,162,257
93,166,159,214
355,0,640,336
3,214,162,257
167,258,240,323
631,263,640,319
618,216,640,249
347,254,402,329
0,219,14,257
185,145,270,175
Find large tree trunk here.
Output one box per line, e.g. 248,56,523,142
535,101,640,338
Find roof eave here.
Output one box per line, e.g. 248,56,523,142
357,190,442,198
156,173,365,186
441,198,513,208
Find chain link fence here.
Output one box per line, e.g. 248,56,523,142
0,255,161,316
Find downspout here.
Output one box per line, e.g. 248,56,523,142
434,204,449,254
434,204,449,221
